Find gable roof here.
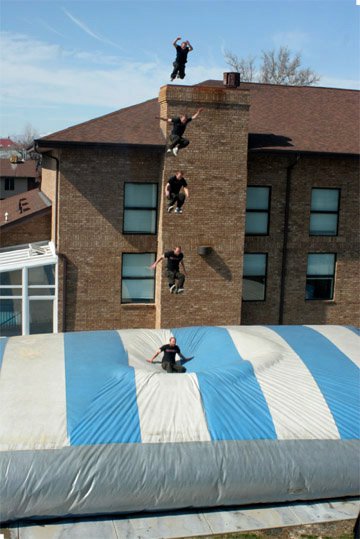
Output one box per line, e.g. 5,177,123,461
38,98,163,147
0,138,16,148
37,81,359,156
223,81,359,155
0,159,38,178
0,189,51,228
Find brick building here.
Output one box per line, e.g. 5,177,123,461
0,159,40,200
32,78,358,332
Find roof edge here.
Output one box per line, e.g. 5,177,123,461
249,148,360,158
35,140,165,152
0,206,51,229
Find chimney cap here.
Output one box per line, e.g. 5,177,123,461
223,72,240,88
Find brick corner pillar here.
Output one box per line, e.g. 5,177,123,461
155,83,250,329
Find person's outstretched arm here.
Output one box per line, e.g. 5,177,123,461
173,36,181,48
155,115,172,123
180,259,187,275
178,350,192,362
147,348,161,363
150,254,164,270
191,108,203,120
186,40,193,52
165,182,171,197
183,186,189,199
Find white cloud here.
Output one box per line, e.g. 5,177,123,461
0,32,224,114
62,8,123,50
38,19,68,39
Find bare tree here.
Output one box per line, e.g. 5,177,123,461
260,47,320,85
224,49,256,82
224,45,320,86
14,123,39,149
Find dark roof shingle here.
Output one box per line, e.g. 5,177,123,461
0,189,51,227
37,81,359,155
0,159,38,178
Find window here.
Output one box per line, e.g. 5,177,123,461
5,178,15,190
242,253,267,301
0,270,22,336
29,300,54,334
121,253,155,303
245,186,271,235
306,254,336,300
0,264,56,336
28,265,56,334
123,183,158,234
310,188,340,236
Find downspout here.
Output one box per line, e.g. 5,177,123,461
35,146,66,332
278,153,300,324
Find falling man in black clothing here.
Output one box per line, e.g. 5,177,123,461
150,246,186,294
147,336,189,373
170,36,193,81
157,108,203,156
166,170,189,214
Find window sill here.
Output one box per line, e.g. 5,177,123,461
121,303,156,307
305,299,335,303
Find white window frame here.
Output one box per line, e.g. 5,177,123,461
0,242,58,335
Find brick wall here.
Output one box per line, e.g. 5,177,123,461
242,153,359,326
41,153,58,242
1,211,51,248
55,146,162,332
156,84,250,328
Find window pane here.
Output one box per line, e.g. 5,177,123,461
307,254,335,276
124,209,156,233
0,270,22,286
310,214,338,235
28,287,55,296
5,178,14,190
28,265,55,285
122,253,155,278
311,189,339,211
243,277,266,301
245,212,268,234
306,278,334,300
29,300,53,334
0,298,22,336
122,279,155,302
243,254,267,276
125,184,157,208
246,187,270,210
0,288,22,297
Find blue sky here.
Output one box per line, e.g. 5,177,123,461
1,0,359,138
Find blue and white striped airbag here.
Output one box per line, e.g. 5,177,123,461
0,325,359,522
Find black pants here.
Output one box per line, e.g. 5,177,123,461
171,61,186,80
168,192,185,208
162,361,186,373
168,134,189,150
167,269,185,288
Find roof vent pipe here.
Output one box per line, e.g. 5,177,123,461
223,72,240,88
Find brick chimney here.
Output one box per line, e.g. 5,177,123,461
156,82,250,328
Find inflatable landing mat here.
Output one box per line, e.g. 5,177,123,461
0,325,359,522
